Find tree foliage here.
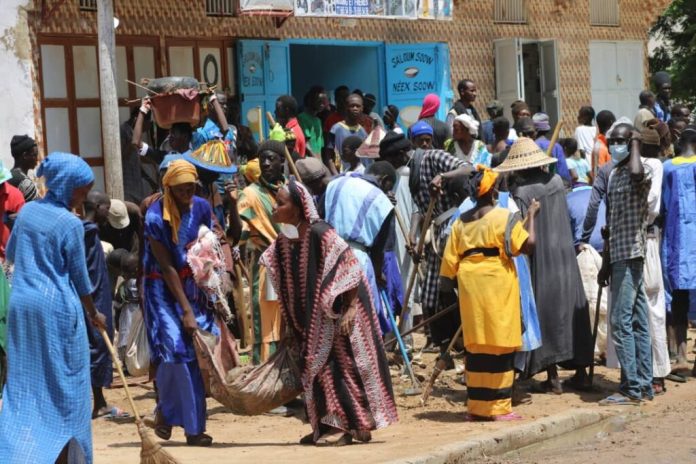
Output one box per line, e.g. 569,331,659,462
649,0,696,105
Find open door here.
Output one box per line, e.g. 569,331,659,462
539,40,560,128
494,38,523,121
384,43,452,129
237,40,290,140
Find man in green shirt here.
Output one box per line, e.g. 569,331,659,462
297,86,327,156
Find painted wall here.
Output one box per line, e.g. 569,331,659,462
290,44,382,109
0,0,35,168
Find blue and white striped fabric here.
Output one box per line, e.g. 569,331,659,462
0,153,95,463
324,173,394,333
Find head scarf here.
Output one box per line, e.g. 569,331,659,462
242,158,261,184
287,176,320,223
467,165,499,201
159,153,184,172
10,135,36,157
379,131,411,158
454,113,480,137
161,159,198,244
37,152,95,209
410,120,434,138
418,94,441,119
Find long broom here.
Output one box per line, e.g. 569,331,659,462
265,111,303,182
99,328,181,464
420,325,463,406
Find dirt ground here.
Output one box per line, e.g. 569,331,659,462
93,335,696,464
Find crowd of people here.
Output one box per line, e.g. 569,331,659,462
0,71,694,463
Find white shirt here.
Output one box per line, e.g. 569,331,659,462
574,125,597,157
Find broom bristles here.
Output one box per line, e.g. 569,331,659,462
137,423,182,464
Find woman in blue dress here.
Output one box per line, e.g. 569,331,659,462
0,152,105,463
143,159,218,447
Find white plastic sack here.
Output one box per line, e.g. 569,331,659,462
124,308,150,376
577,245,608,356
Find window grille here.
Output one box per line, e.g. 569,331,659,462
78,0,97,11
494,0,527,24
590,0,620,26
206,0,235,16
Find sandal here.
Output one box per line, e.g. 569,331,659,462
531,379,563,395
492,412,523,421
666,373,687,383
315,432,353,447
299,432,315,445
151,411,172,440
186,433,213,447
598,393,641,406
93,405,131,420
353,431,372,443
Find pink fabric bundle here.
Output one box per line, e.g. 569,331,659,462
187,225,232,321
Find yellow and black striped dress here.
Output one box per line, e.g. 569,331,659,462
440,207,526,418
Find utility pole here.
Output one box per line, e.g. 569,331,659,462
97,0,123,200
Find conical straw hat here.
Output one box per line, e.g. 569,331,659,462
493,137,557,173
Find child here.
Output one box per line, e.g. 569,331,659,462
574,106,597,159
341,135,365,173
115,253,140,368
563,138,592,186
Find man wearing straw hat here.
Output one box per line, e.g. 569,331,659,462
495,137,593,393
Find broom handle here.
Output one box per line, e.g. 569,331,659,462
265,111,303,182
401,196,437,321
99,327,142,423
395,209,424,281
545,121,564,158
421,324,463,405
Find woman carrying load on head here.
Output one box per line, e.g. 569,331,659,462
0,153,106,463
439,166,540,421
260,178,398,446
143,159,218,447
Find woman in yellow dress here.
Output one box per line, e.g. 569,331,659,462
440,166,539,421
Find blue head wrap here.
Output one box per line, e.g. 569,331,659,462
159,153,185,172
37,152,95,208
410,120,434,138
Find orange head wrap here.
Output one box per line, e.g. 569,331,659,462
162,159,198,243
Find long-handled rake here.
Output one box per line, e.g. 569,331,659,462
420,325,463,406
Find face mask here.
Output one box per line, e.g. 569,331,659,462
279,223,299,239
609,144,630,163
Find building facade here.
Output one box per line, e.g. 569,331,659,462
1,0,671,189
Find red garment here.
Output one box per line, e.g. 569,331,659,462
418,94,441,119
286,117,306,158
324,111,344,133
0,182,25,258
358,113,373,134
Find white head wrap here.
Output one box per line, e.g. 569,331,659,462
454,113,480,137
606,116,633,138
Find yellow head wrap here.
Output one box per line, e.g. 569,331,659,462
162,159,198,244
242,158,261,184
476,164,499,198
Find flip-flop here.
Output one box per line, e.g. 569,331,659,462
94,406,131,421
598,393,641,406
492,412,523,421
315,433,353,447
666,373,687,383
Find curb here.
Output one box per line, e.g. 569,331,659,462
387,408,616,464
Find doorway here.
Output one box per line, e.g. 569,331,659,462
494,38,560,127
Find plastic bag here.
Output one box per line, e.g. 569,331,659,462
194,323,302,415
124,308,151,377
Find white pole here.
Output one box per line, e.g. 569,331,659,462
97,0,123,200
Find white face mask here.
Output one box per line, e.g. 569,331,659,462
279,222,300,239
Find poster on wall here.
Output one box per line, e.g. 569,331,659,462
240,0,293,13
293,0,452,19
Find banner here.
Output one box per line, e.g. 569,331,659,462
294,0,451,19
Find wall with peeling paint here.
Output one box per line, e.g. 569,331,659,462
0,0,35,168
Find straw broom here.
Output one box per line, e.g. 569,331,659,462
99,328,181,464
420,326,463,406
